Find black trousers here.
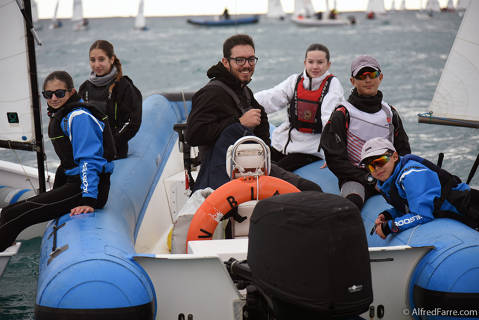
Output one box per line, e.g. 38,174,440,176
0,171,110,251
270,147,321,172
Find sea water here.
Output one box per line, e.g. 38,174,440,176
1,11,477,318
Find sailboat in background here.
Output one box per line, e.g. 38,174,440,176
291,0,350,26
49,0,62,29
424,0,440,16
134,0,147,30
399,0,406,10
441,0,455,11
266,0,286,20
31,0,41,30
72,0,88,31
390,0,396,11
366,0,386,19
418,1,479,128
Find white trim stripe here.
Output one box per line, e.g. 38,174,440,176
399,168,428,189
67,110,103,140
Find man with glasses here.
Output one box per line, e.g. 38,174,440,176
186,34,321,192
359,137,479,239
320,55,410,210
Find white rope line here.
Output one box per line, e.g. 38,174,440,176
8,141,38,194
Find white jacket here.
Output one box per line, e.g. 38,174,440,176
254,70,345,157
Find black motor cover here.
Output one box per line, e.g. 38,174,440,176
247,191,372,318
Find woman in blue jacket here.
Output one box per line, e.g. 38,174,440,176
359,137,479,239
0,71,115,251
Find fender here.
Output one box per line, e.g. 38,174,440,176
186,176,300,251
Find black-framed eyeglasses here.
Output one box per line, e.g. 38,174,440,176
228,56,258,66
42,89,70,99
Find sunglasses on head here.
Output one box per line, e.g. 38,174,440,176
42,89,70,99
365,153,392,173
355,70,380,80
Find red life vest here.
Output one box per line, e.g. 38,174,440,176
288,74,334,134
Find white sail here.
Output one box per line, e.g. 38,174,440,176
446,0,455,10
50,0,60,28
32,0,39,25
390,0,396,11
420,1,479,127
366,0,386,14
400,0,406,10
425,0,440,12
0,0,35,142
457,0,471,10
294,0,314,17
135,0,146,29
267,0,285,18
72,0,83,22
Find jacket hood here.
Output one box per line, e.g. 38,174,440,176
207,61,246,89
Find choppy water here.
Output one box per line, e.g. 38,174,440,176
1,10,478,318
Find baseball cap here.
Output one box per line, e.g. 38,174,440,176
359,137,396,165
351,55,381,77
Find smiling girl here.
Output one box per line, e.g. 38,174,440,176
254,43,345,171
0,71,115,252
79,40,142,159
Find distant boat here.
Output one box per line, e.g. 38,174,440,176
49,0,62,29
418,1,479,128
399,0,406,10
135,0,147,30
32,0,42,30
366,0,386,19
441,0,455,12
424,0,440,16
390,0,396,11
457,0,471,10
266,0,286,20
187,15,259,27
291,0,350,27
72,0,88,31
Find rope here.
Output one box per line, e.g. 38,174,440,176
8,141,38,194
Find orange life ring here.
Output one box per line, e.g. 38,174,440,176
186,175,300,251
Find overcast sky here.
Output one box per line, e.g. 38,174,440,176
34,0,459,19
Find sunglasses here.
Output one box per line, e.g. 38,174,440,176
355,70,380,80
366,154,391,173
42,89,70,99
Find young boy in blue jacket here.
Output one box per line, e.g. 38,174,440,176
359,137,479,239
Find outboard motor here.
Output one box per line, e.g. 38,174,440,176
228,191,373,319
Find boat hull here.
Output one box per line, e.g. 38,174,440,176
187,16,259,26
291,16,350,26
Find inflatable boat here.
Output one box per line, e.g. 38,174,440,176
32,92,479,320
187,15,259,26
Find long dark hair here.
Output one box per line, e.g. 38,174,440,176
89,40,123,93
43,71,74,90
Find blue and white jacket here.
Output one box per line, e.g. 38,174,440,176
377,156,470,233
48,95,115,206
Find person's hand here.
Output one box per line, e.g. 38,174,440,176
239,109,261,129
375,223,387,239
375,213,386,226
70,205,94,216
